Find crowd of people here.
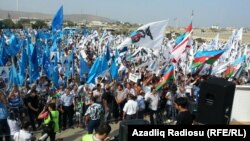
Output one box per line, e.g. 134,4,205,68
0,28,250,141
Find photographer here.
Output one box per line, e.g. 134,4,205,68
38,103,59,141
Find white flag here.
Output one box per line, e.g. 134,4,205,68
171,33,190,62
233,28,243,41
117,20,168,50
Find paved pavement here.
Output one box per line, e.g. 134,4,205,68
34,121,120,141
34,116,171,141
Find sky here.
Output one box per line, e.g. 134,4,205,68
0,0,249,28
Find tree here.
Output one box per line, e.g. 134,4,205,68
195,38,206,44
32,20,48,29
1,19,16,28
65,20,76,27
0,21,3,29
15,20,24,29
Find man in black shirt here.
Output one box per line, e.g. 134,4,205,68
102,85,113,122
174,97,193,125
27,90,39,131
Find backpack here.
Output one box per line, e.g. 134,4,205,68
42,111,55,133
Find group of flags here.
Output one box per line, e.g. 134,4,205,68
0,5,64,90
0,5,248,92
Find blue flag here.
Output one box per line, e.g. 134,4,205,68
105,44,111,61
52,55,59,87
45,44,50,57
42,53,53,79
100,56,108,74
175,33,186,45
80,55,89,77
5,35,21,56
64,52,73,79
110,60,119,80
19,47,28,76
50,40,57,52
87,56,108,84
87,57,101,84
9,64,20,90
0,38,9,66
52,5,64,31
29,46,40,82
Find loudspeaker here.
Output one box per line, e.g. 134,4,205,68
119,119,149,141
196,77,236,124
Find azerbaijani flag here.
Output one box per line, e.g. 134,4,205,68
224,55,246,78
156,65,174,90
192,50,225,69
224,66,238,78
186,22,193,33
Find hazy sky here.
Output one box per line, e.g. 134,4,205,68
0,0,249,27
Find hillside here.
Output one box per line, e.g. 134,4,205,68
0,9,114,23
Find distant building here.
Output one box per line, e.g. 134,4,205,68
211,25,219,30
89,21,106,27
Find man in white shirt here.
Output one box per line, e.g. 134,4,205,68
146,88,160,125
93,84,103,104
7,111,21,139
13,121,33,141
125,83,135,96
123,94,138,120
177,86,187,98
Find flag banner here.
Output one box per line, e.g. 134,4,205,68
87,56,109,84
42,53,53,79
19,48,29,77
155,65,174,90
52,55,59,87
0,39,9,66
224,66,238,78
223,55,246,78
186,22,193,33
117,20,168,49
52,5,63,31
29,46,40,82
110,60,119,80
211,62,230,75
5,35,22,56
171,34,190,62
80,55,90,76
192,50,225,69
233,28,243,41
